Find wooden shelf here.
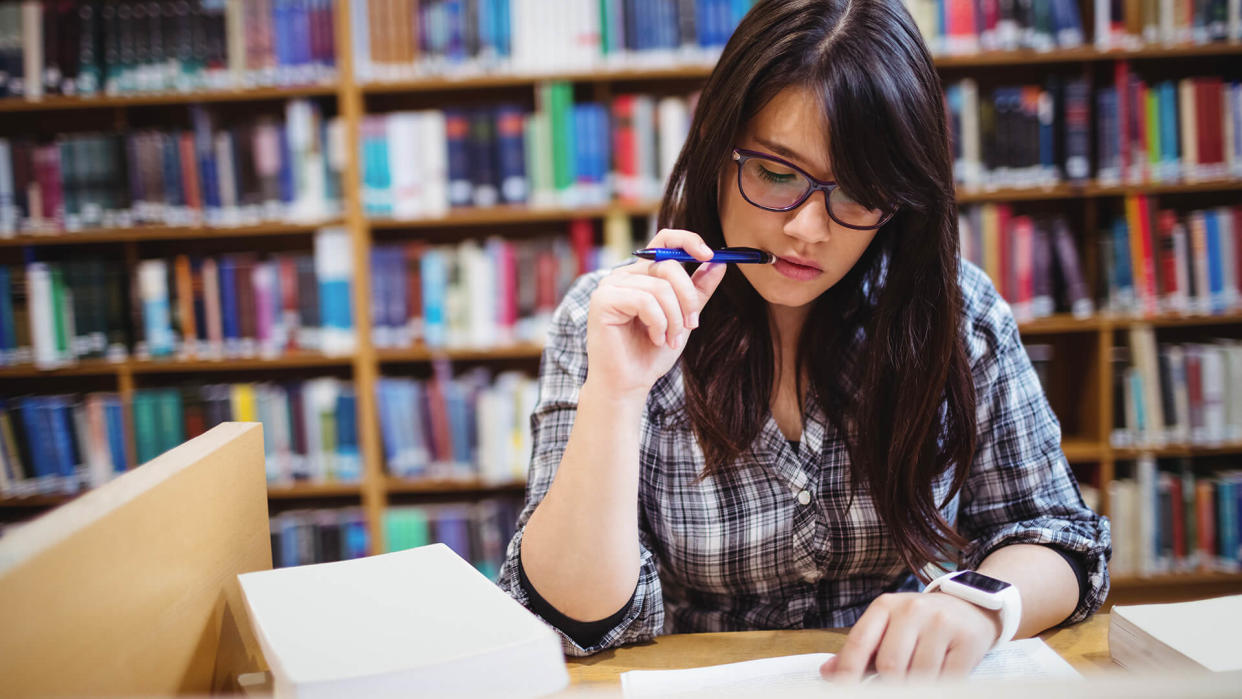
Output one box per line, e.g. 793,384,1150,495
0,84,339,112
386,476,526,495
1085,178,1242,197
267,483,363,499
1112,571,1242,588
0,353,353,378
377,343,544,362
0,493,72,508
1062,440,1105,462
0,220,343,247
368,201,660,230
1018,314,1104,334
358,42,1242,94
1113,442,1242,459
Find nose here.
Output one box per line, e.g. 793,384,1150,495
782,190,833,244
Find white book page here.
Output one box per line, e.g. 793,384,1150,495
620,638,1079,698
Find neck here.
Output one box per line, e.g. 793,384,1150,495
768,302,810,380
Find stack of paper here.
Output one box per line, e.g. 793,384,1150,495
1110,595,1242,672
237,543,568,698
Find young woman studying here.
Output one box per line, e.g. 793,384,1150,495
497,0,1110,680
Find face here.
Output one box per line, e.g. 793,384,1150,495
719,85,883,311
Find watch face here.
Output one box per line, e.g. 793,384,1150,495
953,571,1012,593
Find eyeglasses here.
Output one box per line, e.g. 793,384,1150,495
731,148,896,230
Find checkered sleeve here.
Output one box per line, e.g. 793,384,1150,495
496,271,667,656
955,263,1112,625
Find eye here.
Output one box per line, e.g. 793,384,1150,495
757,165,797,184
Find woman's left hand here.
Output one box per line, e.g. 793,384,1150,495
820,591,1002,681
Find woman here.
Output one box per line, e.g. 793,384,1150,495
498,0,1110,680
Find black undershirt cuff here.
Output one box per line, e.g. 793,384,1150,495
517,551,637,649
1043,543,1089,623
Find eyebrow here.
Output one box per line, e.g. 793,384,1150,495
753,137,833,180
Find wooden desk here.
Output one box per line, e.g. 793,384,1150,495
565,614,1113,686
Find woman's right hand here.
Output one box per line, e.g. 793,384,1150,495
584,229,728,401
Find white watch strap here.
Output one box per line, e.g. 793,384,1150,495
924,571,1022,649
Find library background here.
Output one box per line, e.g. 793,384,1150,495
0,0,1239,609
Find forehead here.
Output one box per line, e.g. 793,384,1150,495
745,85,832,176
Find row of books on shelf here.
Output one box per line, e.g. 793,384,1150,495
1102,201,1242,317
1109,457,1242,576
0,377,362,496
1112,330,1242,449
0,0,336,101
361,85,691,217
382,500,520,580
376,368,536,485
271,507,371,568
944,71,1242,190
908,0,1242,56
0,227,354,368
351,0,754,81
0,99,343,235
0,393,126,497
368,223,630,350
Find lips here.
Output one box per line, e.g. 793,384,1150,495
772,255,824,281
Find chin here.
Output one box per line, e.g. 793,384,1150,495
751,282,827,309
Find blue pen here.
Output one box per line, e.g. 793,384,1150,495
633,247,775,264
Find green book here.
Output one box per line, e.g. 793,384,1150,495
49,265,69,361
320,405,338,480
1146,89,1160,172
158,388,184,454
385,508,430,553
133,391,159,464
543,82,576,200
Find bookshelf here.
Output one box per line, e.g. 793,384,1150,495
1,1,1240,604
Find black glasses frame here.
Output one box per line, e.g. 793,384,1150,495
731,148,896,231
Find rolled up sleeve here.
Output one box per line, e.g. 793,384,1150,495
495,271,666,655
956,264,1112,624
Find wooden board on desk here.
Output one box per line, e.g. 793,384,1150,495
0,422,272,697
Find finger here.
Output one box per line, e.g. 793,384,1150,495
648,260,701,329
818,655,838,676
611,274,686,345
595,285,668,346
941,637,987,678
827,603,891,681
907,623,951,679
648,228,715,261
690,262,727,304
872,610,925,680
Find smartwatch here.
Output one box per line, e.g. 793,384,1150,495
923,570,1022,649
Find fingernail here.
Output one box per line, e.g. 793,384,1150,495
688,312,699,328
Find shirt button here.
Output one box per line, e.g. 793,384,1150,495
797,490,811,505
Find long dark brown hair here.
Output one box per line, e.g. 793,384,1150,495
661,0,977,578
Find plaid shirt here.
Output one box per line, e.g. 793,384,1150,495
497,260,1111,656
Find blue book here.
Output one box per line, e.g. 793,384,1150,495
1205,210,1225,313
1112,218,1134,305
421,249,447,348
159,389,185,454
161,132,184,209
336,389,361,482
291,0,312,69
434,507,473,563
190,107,221,215
278,127,295,205
1159,82,1179,175
280,515,300,567
104,396,128,472
369,249,388,342
1039,88,1055,173
343,514,369,559
376,379,400,467
385,248,407,343
218,257,240,345
272,0,290,73
15,399,47,482
46,397,77,482
495,105,527,204
0,266,13,358
1097,88,1120,180
1219,479,1236,565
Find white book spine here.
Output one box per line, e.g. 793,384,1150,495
1136,454,1157,576
1202,346,1227,444
314,226,356,356
420,111,449,217
214,132,240,227
1168,344,1191,444
21,1,41,100
138,259,174,358
656,96,689,189
961,79,982,187
389,112,424,219
1172,221,1191,314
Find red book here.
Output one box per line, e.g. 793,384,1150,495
403,242,425,344
277,255,300,351
946,0,978,53
1115,62,1130,182
1012,215,1035,319
1196,481,1216,571
1134,195,1159,316
535,247,558,315
1195,78,1225,173
426,360,455,465
996,204,1013,303
1156,210,1180,302
569,219,594,275
1170,474,1185,563
498,240,517,336
178,132,202,215
1187,349,1204,434
612,95,638,202
34,145,64,229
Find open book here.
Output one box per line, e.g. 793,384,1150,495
237,543,568,698
1110,594,1242,672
